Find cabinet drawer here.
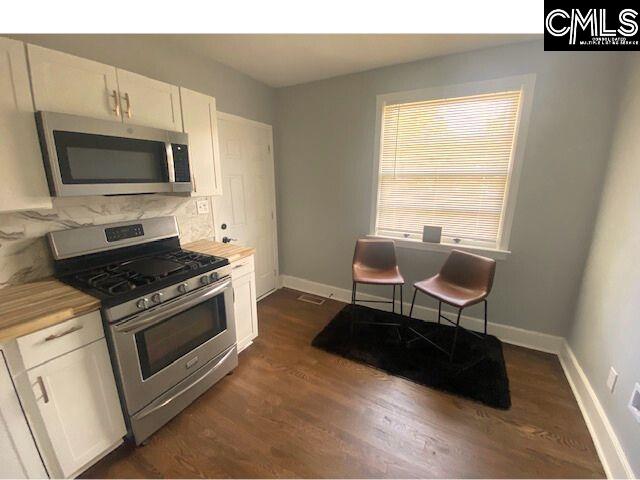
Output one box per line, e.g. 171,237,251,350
230,255,255,280
17,311,104,370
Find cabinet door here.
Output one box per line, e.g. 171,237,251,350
0,38,52,212
233,271,258,353
27,43,120,121
0,352,47,479
27,340,125,478
180,88,223,196
116,69,182,131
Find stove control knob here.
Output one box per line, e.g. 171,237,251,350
209,272,218,282
136,298,149,310
200,275,210,286
151,292,164,304
178,283,188,294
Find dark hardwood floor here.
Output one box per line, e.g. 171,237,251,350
83,288,605,478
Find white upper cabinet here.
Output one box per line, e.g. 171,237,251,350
27,43,182,131
117,69,182,131
0,38,52,212
180,87,223,196
28,43,120,121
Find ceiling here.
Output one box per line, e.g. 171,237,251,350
169,34,541,88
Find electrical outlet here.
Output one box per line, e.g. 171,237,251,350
629,383,640,423
607,367,618,393
196,199,209,215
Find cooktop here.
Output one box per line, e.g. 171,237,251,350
57,247,228,305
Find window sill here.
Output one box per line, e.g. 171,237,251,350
366,235,511,260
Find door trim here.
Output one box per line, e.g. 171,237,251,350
217,111,272,130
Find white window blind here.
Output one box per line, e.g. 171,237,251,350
375,90,522,248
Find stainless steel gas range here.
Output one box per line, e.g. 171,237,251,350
47,216,238,445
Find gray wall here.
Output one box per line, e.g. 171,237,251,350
568,55,640,477
275,40,624,336
10,34,276,125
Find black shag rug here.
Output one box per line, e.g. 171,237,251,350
312,304,511,409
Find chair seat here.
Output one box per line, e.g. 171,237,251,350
414,274,487,308
353,265,404,285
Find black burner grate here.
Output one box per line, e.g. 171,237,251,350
68,249,226,297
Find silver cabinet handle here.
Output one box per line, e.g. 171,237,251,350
44,324,83,341
37,376,49,404
110,89,121,116
122,92,132,118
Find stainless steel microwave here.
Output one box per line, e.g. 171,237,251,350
35,111,192,197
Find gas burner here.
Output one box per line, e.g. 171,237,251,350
63,248,228,300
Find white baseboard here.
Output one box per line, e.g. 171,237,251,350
279,274,563,354
559,341,634,479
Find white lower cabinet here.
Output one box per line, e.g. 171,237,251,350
232,256,259,352
3,311,126,479
26,340,125,478
0,352,47,479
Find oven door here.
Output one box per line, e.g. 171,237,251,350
109,277,236,415
36,110,191,196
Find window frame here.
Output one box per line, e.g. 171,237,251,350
369,74,536,259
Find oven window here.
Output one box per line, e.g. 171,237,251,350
54,130,169,184
135,295,227,379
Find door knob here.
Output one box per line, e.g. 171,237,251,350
222,236,237,244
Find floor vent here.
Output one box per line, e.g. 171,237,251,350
297,294,326,306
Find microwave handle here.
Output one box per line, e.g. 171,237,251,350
166,143,176,182
113,278,231,334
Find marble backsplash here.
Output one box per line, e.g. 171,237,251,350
0,195,215,288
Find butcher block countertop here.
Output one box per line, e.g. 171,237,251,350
0,240,255,343
184,239,255,263
0,279,101,343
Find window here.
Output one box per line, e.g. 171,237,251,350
372,76,534,253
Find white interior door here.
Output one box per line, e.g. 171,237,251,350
214,113,278,298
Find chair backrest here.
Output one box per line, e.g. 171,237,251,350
439,249,496,294
352,238,398,270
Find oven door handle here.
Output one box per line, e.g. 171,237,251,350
113,278,231,334
132,347,235,421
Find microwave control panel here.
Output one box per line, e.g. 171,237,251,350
172,144,191,182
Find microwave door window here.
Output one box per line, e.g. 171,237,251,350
54,130,169,184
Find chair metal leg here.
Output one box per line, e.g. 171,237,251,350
350,282,357,336
392,285,396,314
409,288,417,318
399,285,403,316
483,299,488,336
437,301,442,324
449,308,463,362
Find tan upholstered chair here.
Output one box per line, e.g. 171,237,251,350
351,239,405,333
408,249,496,361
